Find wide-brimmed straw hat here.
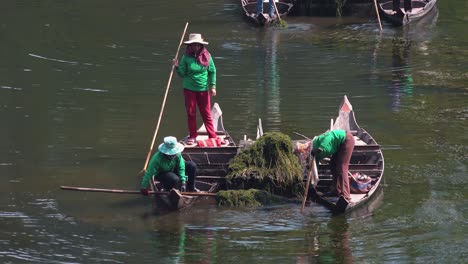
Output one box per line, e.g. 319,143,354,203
183,33,209,45
158,136,184,155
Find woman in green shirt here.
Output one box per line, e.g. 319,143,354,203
173,33,218,145
311,129,355,201
140,136,197,195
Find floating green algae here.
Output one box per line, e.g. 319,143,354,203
226,132,304,198
216,189,284,207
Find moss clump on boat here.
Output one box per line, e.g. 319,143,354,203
216,189,284,206
227,132,304,198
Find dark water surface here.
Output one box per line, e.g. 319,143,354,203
0,0,466,263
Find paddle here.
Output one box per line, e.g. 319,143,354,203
373,0,383,31
272,0,287,28
138,22,189,177
60,186,216,197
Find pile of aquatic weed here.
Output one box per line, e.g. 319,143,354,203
274,19,288,28
216,189,284,207
226,132,304,199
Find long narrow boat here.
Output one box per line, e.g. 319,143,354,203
306,96,385,214
378,0,437,26
241,0,294,26
151,103,239,210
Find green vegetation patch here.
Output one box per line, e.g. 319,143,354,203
216,189,284,207
227,132,304,198
275,19,288,28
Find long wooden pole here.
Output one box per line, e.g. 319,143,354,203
373,0,383,31
141,22,189,173
293,132,311,140
301,155,315,213
272,0,281,20
271,0,283,25
60,186,216,197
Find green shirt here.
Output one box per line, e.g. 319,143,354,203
313,129,347,161
140,151,186,188
175,54,216,92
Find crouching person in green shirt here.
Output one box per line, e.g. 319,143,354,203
140,136,198,195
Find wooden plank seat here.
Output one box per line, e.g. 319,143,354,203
316,171,381,180
196,131,231,136
353,144,381,151
318,163,381,170
183,152,237,165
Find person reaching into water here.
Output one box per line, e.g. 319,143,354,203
140,136,198,195
310,129,355,202
172,33,218,145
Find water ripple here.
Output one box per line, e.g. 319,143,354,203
0,85,22,91
29,53,79,65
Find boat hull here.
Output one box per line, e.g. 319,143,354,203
299,96,385,214
150,102,238,210
241,0,294,26
378,0,437,26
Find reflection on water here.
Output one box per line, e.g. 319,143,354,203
255,28,281,129
387,6,439,112
389,36,413,112
140,194,387,263
327,216,353,264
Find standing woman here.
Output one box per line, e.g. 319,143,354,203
173,33,218,145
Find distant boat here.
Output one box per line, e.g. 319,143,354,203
378,0,438,26
241,0,294,26
306,96,385,214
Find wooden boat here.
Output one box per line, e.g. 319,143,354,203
305,96,385,214
378,0,438,26
241,0,294,26
62,103,237,211
149,103,238,210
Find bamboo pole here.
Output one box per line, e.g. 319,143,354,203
60,186,216,197
373,0,383,31
272,0,287,27
140,22,189,175
301,155,315,213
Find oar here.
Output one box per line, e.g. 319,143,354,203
60,186,216,197
272,0,287,27
139,22,189,177
373,0,383,31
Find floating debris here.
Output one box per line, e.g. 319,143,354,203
216,189,284,207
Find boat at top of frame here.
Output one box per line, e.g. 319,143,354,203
241,0,294,26
378,0,438,26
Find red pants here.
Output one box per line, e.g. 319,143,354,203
330,131,355,201
183,89,217,139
